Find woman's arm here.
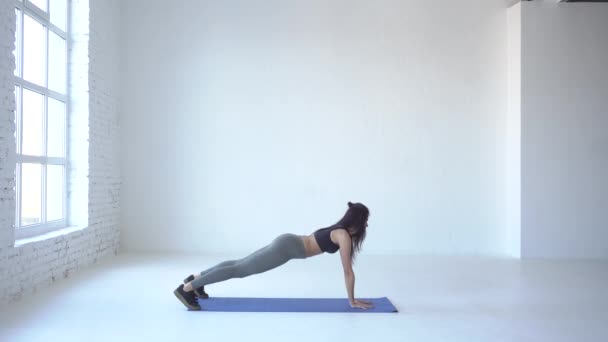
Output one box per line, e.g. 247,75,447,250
336,230,372,309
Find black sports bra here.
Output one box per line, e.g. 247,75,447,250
313,226,346,254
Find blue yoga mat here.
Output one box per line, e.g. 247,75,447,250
196,296,397,313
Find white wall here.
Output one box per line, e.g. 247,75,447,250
0,2,17,248
120,0,508,256
521,1,608,259
505,2,521,257
0,0,122,305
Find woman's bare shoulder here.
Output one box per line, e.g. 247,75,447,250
331,228,351,244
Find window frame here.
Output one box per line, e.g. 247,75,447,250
14,0,71,240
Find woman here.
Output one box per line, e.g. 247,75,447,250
174,201,373,311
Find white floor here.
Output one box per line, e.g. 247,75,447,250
1,252,607,342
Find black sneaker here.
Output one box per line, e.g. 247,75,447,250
183,274,210,299
173,284,201,311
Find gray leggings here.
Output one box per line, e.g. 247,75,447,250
189,233,307,289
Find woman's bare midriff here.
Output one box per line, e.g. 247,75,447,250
298,234,324,258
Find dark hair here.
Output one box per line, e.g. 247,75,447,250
327,201,369,264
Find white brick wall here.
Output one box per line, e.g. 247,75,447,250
0,1,16,251
0,0,121,305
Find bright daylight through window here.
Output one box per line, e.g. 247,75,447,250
13,0,69,237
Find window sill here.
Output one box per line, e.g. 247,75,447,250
15,226,88,248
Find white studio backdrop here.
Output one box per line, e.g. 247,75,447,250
120,0,510,256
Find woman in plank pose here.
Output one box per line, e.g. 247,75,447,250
174,201,373,311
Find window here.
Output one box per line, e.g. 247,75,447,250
14,0,69,238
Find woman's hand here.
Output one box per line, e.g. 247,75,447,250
350,299,374,309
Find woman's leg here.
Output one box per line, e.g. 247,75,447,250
191,260,238,281
188,234,306,289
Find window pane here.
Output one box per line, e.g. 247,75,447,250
48,31,66,94
50,0,66,31
15,86,21,154
21,163,42,226
15,163,20,228
22,89,44,156
47,164,63,221
14,9,21,77
47,97,65,157
23,14,46,87
29,0,48,12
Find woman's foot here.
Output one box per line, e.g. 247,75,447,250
173,284,201,311
184,274,210,299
